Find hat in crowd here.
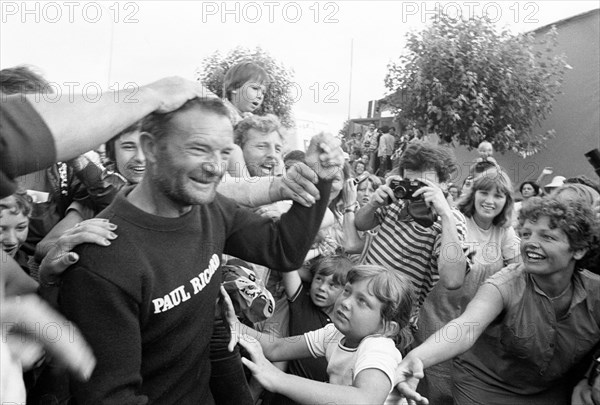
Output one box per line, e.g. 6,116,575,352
545,176,566,190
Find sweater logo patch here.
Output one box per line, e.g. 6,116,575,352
152,254,220,314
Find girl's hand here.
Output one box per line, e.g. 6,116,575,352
239,334,284,393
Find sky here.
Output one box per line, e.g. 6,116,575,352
1,0,599,135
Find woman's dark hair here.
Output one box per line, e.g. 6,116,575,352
519,181,540,196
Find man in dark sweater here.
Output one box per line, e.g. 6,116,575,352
58,97,343,405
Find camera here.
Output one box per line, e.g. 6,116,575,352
389,179,426,200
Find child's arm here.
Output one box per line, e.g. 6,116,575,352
240,337,392,404
281,270,302,300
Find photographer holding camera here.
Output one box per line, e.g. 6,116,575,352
354,143,469,327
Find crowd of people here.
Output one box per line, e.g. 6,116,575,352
1,62,599,405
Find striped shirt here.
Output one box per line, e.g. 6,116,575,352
364,201,468,321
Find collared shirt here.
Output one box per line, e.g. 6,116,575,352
454,263,600,404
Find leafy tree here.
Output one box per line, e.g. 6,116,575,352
196,46,296,127
384,14,569,156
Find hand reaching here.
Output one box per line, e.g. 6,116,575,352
39,219,118,285
239,333,283,393
395,356,429,405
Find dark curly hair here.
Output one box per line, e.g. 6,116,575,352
398,142,457,183
519,181,540,196
518,197,599,270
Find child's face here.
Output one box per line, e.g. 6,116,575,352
478,143,494,158
0,209,29,258
520,216,585,276
333,278,386,348
231,81,266,113
357,180,375,207
310,273,342,310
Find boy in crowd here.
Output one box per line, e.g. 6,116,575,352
355,143,469,326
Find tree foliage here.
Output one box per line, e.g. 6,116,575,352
384,15,569,156
196,46,296,127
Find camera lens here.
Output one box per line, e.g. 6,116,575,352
394,186,407,199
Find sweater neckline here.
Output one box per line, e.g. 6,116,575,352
113,186,199,231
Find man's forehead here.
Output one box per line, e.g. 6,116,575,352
246,128,283,143
169,109,233,139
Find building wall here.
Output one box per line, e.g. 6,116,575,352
447,9,600,189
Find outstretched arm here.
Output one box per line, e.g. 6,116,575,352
240,336,391,404
396,283,504,402
26,77,214,162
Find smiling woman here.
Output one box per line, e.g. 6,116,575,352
398,195,600,405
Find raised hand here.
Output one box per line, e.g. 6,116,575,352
304,133,345,181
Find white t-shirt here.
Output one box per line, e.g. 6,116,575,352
304,323,406,404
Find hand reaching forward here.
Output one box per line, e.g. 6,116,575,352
395,356,429,405
239,333,284,393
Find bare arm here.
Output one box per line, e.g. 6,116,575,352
240,337,391,404
396,283,504,403
26,77,214,162
354,176,397,231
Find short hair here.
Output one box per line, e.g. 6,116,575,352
309,255,353,286
234,114,283,148
519,181,540,196
380,126,390,133
518,197,598,268
0,189,33,217
0,65,49,95
141,98,230,143
105,120,144,166
457,168,514,227
398,142,457,183
346,265,415,350
222,61,269,101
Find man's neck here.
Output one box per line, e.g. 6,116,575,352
127,180,192,217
